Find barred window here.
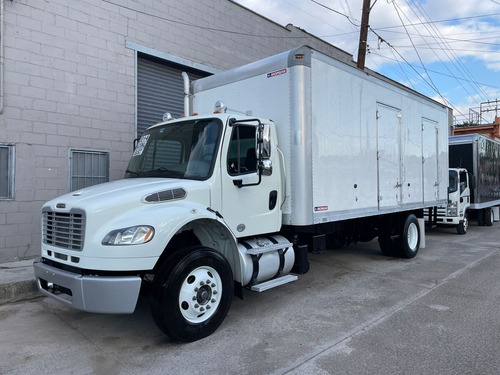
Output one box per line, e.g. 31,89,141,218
0,145,14,199
70,149,109,191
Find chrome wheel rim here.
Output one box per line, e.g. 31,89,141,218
179,266,222,323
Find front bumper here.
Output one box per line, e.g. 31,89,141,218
435,216,461,225
33,258,142,314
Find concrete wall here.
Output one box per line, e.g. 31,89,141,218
0,0,353,263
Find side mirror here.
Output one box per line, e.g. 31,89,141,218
260,124,271,159
257,124,272,176
261,159,273,176
468,173,476,189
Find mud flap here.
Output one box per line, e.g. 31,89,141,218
418,218,426,249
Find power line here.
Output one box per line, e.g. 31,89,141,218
406,0,490,103
369,50,499,89
310,0,360,27
376,11,500,31
369,25,468,119
391,2,444,97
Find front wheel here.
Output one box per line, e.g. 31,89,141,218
150,247,234,342
456,212,468,235
399,214,420,259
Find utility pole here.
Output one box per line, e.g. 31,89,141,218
357,0,371,70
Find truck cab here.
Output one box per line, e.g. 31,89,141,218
437,168,472,234
34,111,298,342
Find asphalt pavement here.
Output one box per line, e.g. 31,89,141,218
0,223,499,375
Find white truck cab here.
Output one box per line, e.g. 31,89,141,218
436,168,472,234
428,134,500,233
35,112,296,342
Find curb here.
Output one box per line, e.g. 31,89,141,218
0,259,43,305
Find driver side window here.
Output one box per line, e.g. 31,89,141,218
227,125,257,176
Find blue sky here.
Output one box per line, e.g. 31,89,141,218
234,0,500,124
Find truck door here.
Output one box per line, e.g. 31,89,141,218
376,103,402,209
219,121,282,237
422,118,440,202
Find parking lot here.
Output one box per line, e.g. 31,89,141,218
1,223,499,375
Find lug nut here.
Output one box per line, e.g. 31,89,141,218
211,283,216,287
194,287,199,292
213,291,218,295
211,299,216,303
192,296,196,301
200,281,205,286
194,304,199,308
200,307,205,312
206,305,211,310
206,279,211,284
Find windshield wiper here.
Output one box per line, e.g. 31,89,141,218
142,167,185,178
125,169,141,177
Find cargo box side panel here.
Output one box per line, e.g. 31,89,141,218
310,52,448,223
310,57,379,221
477,135,500,204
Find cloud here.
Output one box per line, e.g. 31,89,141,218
234,0,500,116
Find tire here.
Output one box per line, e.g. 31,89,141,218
477,209,485,226
150,246,234,342
484,207,494,226
398,214,420,259
456,212,468,235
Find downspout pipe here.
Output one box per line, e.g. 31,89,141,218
0,0,5,114
181,72,190,117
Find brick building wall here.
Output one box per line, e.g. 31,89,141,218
0,0,352,262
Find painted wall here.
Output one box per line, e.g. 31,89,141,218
0,0,352,262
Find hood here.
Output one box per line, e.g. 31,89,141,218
43,178,210,213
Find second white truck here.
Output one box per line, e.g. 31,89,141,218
430,133,500,233
34,46,450,341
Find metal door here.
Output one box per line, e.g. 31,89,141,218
377,103,402,209
422,118,440,202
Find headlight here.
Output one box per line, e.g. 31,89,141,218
447,202,457,217
102,226,154,246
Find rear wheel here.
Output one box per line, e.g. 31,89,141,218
150,247,233,342
477,209,485,226
398,214,420,259
456,212,468,235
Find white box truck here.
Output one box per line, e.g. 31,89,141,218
430,133,500,233
34,46,450,342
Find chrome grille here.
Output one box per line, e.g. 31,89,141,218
42,210,85,251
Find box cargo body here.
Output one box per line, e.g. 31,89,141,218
192,46,449,226
449,134,500,209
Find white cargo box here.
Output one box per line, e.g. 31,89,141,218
193,46,449,226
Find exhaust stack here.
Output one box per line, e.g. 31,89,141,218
182,72,190,117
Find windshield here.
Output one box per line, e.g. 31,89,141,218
448,170,458,194
125,118,222,180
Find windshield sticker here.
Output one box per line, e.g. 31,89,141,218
267,68,287,78
133,134,150,156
